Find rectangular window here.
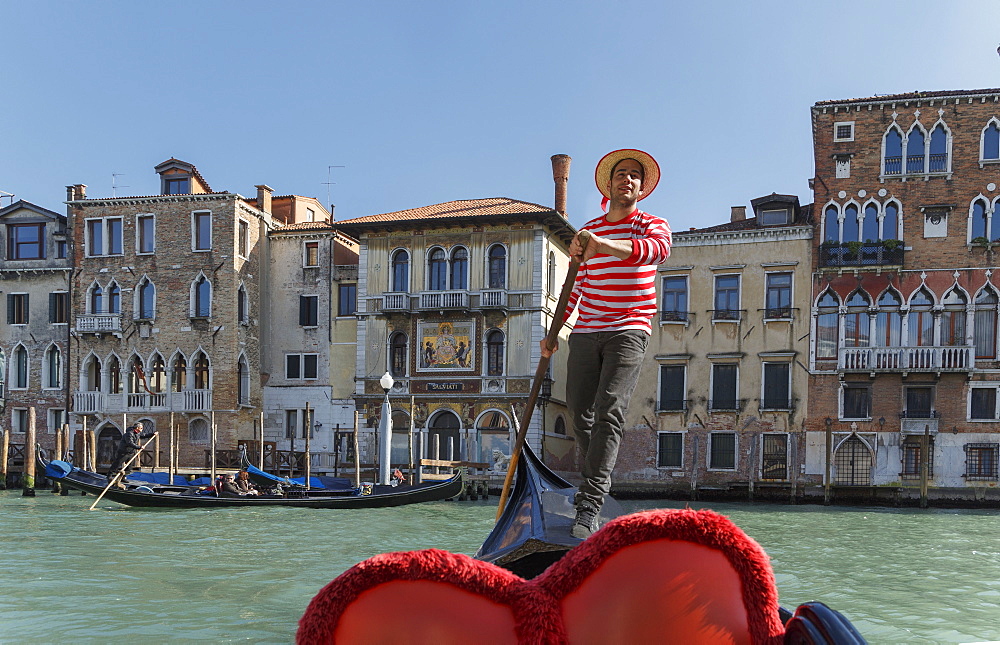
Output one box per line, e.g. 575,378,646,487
338,283,357,317
307,208,316,222
285,409,298,439
965,443,999,480
7,293,29,324
49,292,69,324
57,240,67,258
658,365,686,411
137,215,155,254
834,121,855,142
657,432,683,468
661,275,688,322
165,177,190,194
7,223,45,259
842,385,871,419
193,211,212,251
304,241,319,267
761,434,788,480
239,220,249,258
765,272,792,319
285,354,319,380
709,432,736,469
760,209,790,226
86,218,122,256
13,409,28,434
905,387,934,418
48,409,65,435
970,387,999,420
761,363,791,410
710,364,738,411
816,311,839,359
299,295,319,326
902,439,934,479
713,274,741,321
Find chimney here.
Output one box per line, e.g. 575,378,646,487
731,206,747,222
551,154,571,216
256,184,273,214
330,204,336,220
66,184,86,216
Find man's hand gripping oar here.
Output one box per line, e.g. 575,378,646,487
495,230,591,520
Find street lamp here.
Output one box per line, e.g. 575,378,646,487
378,372,394,484
380,372,395,393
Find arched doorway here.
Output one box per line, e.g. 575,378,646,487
96,424,123,471
428,411,460,461
834,434,872,485
476,410,511,464
390,410,411,466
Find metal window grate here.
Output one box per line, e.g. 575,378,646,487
964,443,999,481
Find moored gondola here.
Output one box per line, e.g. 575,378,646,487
38,451,464,509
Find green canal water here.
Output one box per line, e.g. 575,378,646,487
1,490,999,644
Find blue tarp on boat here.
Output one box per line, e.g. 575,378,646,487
126,471,192,486
245,463,353,490
45,460,74,479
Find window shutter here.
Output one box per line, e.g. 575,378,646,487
49,293,57,322
299,296,308,326
7,294,13,325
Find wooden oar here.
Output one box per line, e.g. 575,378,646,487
496,230,591,520
88,435,157,511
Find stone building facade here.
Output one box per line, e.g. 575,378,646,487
335,193,577,470
614,196,814,496
0,200,72,460
808,88,1000,489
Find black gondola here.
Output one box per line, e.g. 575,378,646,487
38,451,464,509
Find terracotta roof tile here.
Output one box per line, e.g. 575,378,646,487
274,221,333,232
815,88,1000,107
336,197,552,225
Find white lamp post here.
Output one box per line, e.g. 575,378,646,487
378,372,394,485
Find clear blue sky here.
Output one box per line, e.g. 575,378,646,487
2,1,999,232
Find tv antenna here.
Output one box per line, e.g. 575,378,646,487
323,165,345,208
0,189,14,207
112,173,129,197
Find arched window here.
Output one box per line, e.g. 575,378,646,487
487,244,506,289
237,355,250,405
883,202,900,240
929,123,948,172
96,425,122,468
237,284,248,324
983,120,1000,161
45,345,61,389
89,283,103,314
906,126,926,174
974,287,998,359
883,127,903,175
391,249,409,292
862,203,879,241
941,288,967,346
554,416,567,435
13,345,28,389
450,247,468,290
150,354,166,392
193,352,210,389
970,198,990,241
107,355,122,394
172,355,187,392
193,275,211,317
908,288,935,347
844,290,870,348
824,204,839,242
108,282,121,314
138,279,155,319
189,418,209,443
428,411,461,461
476,409,511,464
842,204,860,243
875,290,903,347
428,248,447,290
84,354,101,391
486,329,505,376
390,332,408,377
816,290,840,359
128,356,145,394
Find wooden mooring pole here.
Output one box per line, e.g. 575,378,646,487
920,424,930,509
352,411,360,488
1,428,9,490
23,407,37,496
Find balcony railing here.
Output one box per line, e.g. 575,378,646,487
72,389,212,413
710,309,744,322
708,399,747,412
660,310,690,323
819,243,904,267
76,314,122,333
839,346,973,373
381,293,411,312
418,290,469,310
480,290,507,309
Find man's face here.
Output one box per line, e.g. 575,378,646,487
134,423,143,433
607,158,644,205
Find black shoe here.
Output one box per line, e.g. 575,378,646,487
571,502,600,539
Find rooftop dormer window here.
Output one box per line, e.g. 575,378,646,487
7,223,44,259
164,177,190,195
759,209,790,226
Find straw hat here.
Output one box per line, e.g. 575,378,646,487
594,149,660,202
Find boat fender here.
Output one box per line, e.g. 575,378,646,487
360,483,373,496
135,485,155,494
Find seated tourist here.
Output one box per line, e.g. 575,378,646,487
234,470,259,496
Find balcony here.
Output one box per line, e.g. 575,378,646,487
819,242,904,268
479,290,507,310
839,346,973,374
76,314,122,333
72,389,213,414
380,292,412,312
418,290,469,311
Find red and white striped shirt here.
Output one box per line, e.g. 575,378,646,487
565,208,672,335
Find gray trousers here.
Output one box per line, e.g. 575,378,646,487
565,330,648,510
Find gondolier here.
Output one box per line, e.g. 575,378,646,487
106,422,157,485
542,149,672,538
